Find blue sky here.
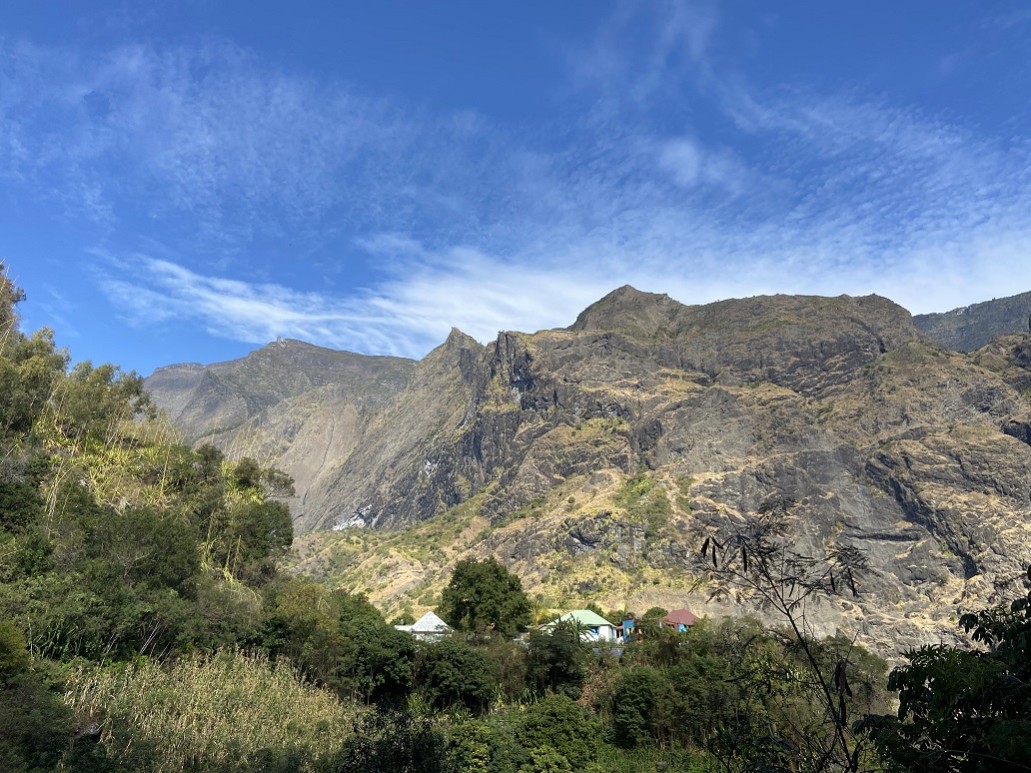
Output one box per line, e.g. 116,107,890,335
3,1,1031,375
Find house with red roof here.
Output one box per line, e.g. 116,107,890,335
662,608,699,633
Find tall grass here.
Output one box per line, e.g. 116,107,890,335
64,650,363,771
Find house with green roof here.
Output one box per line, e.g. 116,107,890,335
544,609,619,643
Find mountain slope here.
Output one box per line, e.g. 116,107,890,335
145,339,416,521
305,290,919,530
302,328,485,529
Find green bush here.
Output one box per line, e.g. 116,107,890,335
331,711,448,773
518,694,600,767
417,638,494,714
614,473,670,536
610,667,664,747
445,719,519,773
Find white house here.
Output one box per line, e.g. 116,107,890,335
544,609,619,643
394,611,452,642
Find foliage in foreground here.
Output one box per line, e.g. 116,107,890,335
861,567,1031,772
65,650,363,772
695,498,883,772
0,620,76,773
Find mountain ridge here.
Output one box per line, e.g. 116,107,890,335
145,287,1031,656
914,290,1031,351
144,338,416,518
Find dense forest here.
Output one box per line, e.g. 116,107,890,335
1,268,1028,772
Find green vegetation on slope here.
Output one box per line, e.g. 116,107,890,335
65,651,363,772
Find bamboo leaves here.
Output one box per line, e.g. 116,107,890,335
691,497,873,772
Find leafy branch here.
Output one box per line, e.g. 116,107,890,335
692,497,872,772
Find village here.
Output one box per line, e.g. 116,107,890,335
396,607,701,645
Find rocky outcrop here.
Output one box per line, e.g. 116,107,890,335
915,290,1031,351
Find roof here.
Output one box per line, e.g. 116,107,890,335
557,609,615,627
410,611,451,633
395,611,452,634
664,608,699,626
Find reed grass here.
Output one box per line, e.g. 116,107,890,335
65,649,364,771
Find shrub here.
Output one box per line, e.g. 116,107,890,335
518,694,600,767
417,638,494,714
331,711,448,773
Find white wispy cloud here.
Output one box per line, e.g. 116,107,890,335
99,209,1031,366
657,136,753,195
0,38,426,246
9,1,1031,365
99,254,617,359
569,0,719,104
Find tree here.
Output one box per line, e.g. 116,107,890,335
861,567,1031,772
332,591,417,708
0,268,68,438
642,606,668,620
695,497,874,772
223,499,292,583
262,585,417,708
0,329,67,436
606,616,864,758
417,638,494,714
438,558,531,637
517,694,600,771
53,361,152,441
525,620,589,698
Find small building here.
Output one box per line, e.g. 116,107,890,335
617,615,636,643
545,610,619,643
395,611,452,642
662,608,699,633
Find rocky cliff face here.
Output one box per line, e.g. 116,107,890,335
148,288,1031,657
310,290,923,527
915,290,1031,351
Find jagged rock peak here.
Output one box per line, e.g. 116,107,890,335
420,327,483,381
444,327,480,350
570,285,687,334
